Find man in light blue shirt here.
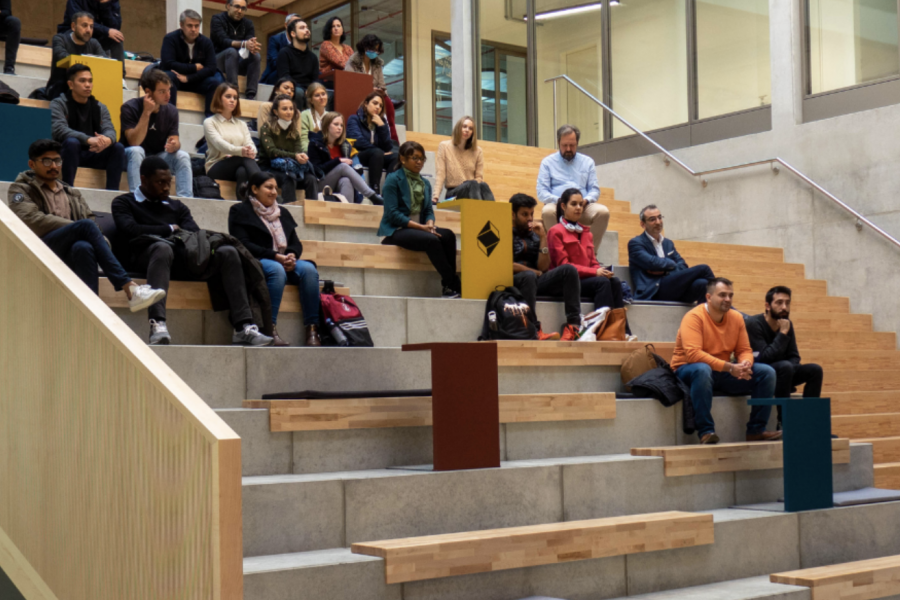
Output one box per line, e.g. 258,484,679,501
537,124,610,255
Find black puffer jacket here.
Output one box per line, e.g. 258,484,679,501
627,363,695,434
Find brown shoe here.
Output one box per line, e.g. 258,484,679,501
271,327,289,347
699,432,720,445
305,324,322,347
746,431,783,442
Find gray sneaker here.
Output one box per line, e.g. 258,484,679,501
149,319,171,345
233,324,274,347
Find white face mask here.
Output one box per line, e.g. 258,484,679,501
277,118,292,130
239,46,250,60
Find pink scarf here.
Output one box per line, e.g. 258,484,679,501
250,197,288,253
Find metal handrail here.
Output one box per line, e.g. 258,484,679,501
545,74,900,251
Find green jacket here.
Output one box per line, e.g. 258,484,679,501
378,169,435,237
259,122,302,161
299,109,318,153
8,170,94,238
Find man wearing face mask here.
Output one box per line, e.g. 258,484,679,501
211,0,261,100
745,286,824,429
276,18,320,108
537,124,610,256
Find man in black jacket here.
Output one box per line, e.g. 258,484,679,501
111,156,273,347
277,18,320,107
57,0,124,75
0,0,21,75
210,0,261,100
158,9,225,117
745,285,824,428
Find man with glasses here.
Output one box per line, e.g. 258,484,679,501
628,204,714,304
210,0,261,100
8,139,166,312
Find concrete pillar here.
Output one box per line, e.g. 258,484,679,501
451,0,476,124
768,0,803,135
167,0,203,33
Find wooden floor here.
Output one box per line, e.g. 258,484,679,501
771,554,900,600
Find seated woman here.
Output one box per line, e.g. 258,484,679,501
379,141,461,298
318,16,353,90
548,188,633,340
257,77,299,128
204,82,260,194
345,34,401,141
347,91,397,194
259,94,318,204
308,111,383,205
300,82,329,153
228,171,322,347
433,115,493,203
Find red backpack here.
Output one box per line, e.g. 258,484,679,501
319,282,375,347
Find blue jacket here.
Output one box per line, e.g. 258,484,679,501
348,107,393,153
627,233,689,300
58,0,121,38
378,170,434,237
260,31,289,84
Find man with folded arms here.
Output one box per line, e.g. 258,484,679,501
211,0,261,100
158,9,225,117
671,277,780,444
745,286,824,430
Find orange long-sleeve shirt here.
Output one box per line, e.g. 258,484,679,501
670,304,754,371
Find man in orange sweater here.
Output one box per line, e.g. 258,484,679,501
672,277,780,444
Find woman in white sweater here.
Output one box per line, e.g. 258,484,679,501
203,83,260,195
432,116,493,203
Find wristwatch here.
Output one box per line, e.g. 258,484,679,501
540,247,549,255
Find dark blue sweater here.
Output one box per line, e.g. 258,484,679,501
57,0,121,37
159,30,218,84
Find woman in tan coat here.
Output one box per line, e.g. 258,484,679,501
432,116,493,203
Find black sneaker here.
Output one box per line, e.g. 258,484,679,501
442,287,461,299
368,193,384,205
3,67,14,76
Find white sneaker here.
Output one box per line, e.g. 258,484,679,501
128,284,166,312
626,334,639,342
149,320,171,345
232,324,274,347
122,78,129,90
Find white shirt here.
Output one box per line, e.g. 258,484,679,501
186,41,195,60
645,231,665,258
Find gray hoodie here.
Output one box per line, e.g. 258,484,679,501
50,93,117,146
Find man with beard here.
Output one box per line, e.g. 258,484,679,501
537,124,610,256
510,193,582,341
628,204,715,304
745,286,824,429
211,0,261,100
276,18,320,107
47,11,107,100
671,277,779,444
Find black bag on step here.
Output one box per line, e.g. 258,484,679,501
192,176,222,199
478,286,538,341
319,281,375,347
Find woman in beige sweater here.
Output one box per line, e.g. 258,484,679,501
433,116,493,203
204,82,260,195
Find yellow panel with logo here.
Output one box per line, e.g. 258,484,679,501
439,199,513,300
58,55,124,139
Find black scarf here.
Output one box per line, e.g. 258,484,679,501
65,90,102,138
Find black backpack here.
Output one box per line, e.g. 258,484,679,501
478,286,538,341
192,176,223,200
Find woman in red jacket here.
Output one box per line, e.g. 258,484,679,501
548,187,632,338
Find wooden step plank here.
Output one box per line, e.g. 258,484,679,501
797,332,896,351
833,414,900,438
771,554,900,598
875,463,900,490
631,438,850,477
303,199,462,235
302,239,440,272
675,240,784,262
790,313,872,333
831,392,900,416
802,351,900,372
493,340,675,367
736,295,848,314
351,511,714,584
854,437,900,463
243,392,616,431
825,372,900,393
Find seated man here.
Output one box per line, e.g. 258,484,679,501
628,204,715,304
537,124,610,256
745,286,824,429
58,0,124,81
211,0,261,100
51,64,125,191
276,18,320,106
510,193,581,341
671,277,780,444
158,9,225,118
122,68,193,198
9,139,165,311
47,11,106,101
260,13,297,85
0,0,21,75
111,156,274,347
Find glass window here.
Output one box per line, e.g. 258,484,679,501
478,0,529,144
807,0,900,94
696,0,771,119
534,0,604,148
610,0,688,137
355,0,407,125
434,34,453,135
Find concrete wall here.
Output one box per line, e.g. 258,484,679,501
594,0,900,344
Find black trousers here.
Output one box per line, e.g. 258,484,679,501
357,146,398,192
383,227,460,292
157,66,225,117
207,156,261,198
135,241,253,327
270,169,318,203
770,360,824,422
581,275,631,335
655,264,715,303
1,15,21,72
514,264,581,326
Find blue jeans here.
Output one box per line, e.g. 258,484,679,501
41,219,131,294
125,147,194,198
259,258,320,326
675,362,777,437
270,157,316,179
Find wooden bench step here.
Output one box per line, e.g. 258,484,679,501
18,91,261,118
875,463,900,490
244,392,616,432
304,199,462,235
854,437,900,463
492,340,675,367
351,510,714,584
833,414,900,438
803,351,900,372
798,332,896,351
736,294,848,314
771,554,900,599
825,372,900,393
631,439,850,477
831,392,900,416
791,313,872,333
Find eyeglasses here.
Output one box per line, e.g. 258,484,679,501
40,158,63,167
408,155,426,163
232,4,247,10
645,215,664,223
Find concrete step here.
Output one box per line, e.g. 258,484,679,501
242,502,900,599
238,449,872,559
